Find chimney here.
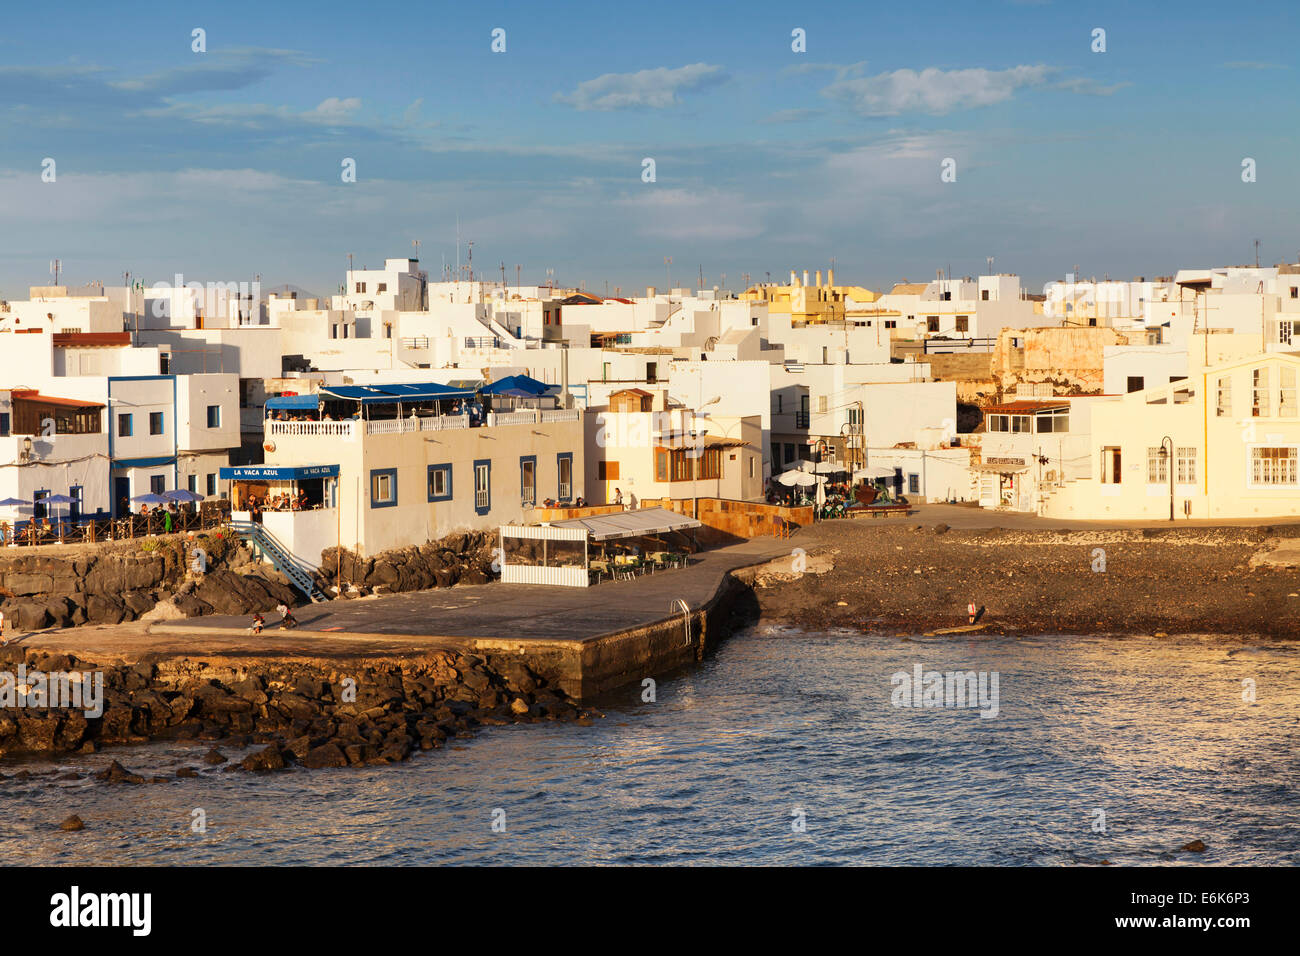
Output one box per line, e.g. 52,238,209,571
647,286,656,298
803,270,810,287
816,270,822,287
828,268,835,287
790,271,797,286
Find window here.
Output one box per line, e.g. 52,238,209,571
598,460,620,481
884,320,897,329
33,489,48,520
1011,415,1031,433
987,414,1008,432
697,447,721,480
1215,376,1232,417
557,453,573,501
656,448,694,482
956,316,969,333
370,468,397,508
68,486,82,521
355,282,366,293
206,473,216,497
1280,367,1297,417
149,411,164,435
1292,286,1298,299
187,474,197,493
1126,376,1145,393
520,456,536,507
118,413,133,436
748,456,755,479
206,404,221,428
908,473,920,494
427,464,453,502
1036,410,1069,433
1147,447,1168,484
1252,367,1270,417
1252,447,1299,485
474,460,491,514
377,282,387,293
927,316,940,332
981,289,990,301
1176,447,1197,484
149,475,165,494
0,413,8,437
1102,447,1122,484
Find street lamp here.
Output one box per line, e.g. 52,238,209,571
1158,436,1174,521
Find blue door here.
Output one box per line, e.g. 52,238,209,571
114,476,131,517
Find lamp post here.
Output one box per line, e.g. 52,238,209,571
1158,436,1174,521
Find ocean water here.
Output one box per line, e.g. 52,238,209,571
1,628,1297,866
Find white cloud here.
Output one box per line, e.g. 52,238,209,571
612,187,765,240
823,65,1052,116
308,96,362,120
554,63,727,111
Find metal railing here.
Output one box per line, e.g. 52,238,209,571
228,519,328,602
0,505,230,548
464,336,500,349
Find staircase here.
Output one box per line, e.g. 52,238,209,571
228,520,329,602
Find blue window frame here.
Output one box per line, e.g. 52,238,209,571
33,488,49,520
206,473,217,497
150,475,166,494
187,474,198,493
118,413,133,437
206,404,221,428
557,452,573,502
370,468,398,508
149,411,164,435
519,455,537,507
69,485,83,521
473,458,492,515
427,464,453,502
0,412,9,436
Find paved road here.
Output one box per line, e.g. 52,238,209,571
153,533,799,644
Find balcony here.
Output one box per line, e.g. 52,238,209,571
264,408,578,442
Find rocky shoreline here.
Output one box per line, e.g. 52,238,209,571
0,644,591,779
751,522,1300,638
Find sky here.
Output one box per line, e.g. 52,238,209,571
0,0,1296,300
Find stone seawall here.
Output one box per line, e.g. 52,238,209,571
0,534,296,631
0,643,587,766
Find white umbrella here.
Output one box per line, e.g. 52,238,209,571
854,465,896,481
777,470,822,487
789,459,817,472
813,461,847,474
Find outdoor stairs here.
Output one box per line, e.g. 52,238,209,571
228,519,330,603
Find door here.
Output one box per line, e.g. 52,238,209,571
114,476,131,517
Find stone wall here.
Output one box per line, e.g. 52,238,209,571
0,533,296,631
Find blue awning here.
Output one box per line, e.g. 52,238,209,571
320,382,477,405
219,465,340,480
480,374,553,396
266,394,320,411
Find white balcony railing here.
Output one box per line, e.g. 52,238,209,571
366,414,469,435
541,409,579,423
267,420,356,438
491,411,537,427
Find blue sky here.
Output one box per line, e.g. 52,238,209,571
0,0,1295,299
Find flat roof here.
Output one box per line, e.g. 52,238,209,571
547,507,702,541
11,389,104,409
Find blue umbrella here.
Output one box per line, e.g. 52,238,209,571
163,489,205,503
131,493,171,506
0,497,30,507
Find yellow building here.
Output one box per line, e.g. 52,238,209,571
741,268,879,326
1041,349,1300,519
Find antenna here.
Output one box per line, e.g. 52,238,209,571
698,264,704,290
664,255,672,290
466,240,473,282
412,238,420,262
1255,239,1260,268
51,258,61,285
515,264,521,292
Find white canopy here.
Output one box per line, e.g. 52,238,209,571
547,506,702,541
854,465,897,480
813,461,847,474
777,470,825,487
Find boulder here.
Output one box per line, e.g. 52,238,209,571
241,745,286,772
302,743,348,768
